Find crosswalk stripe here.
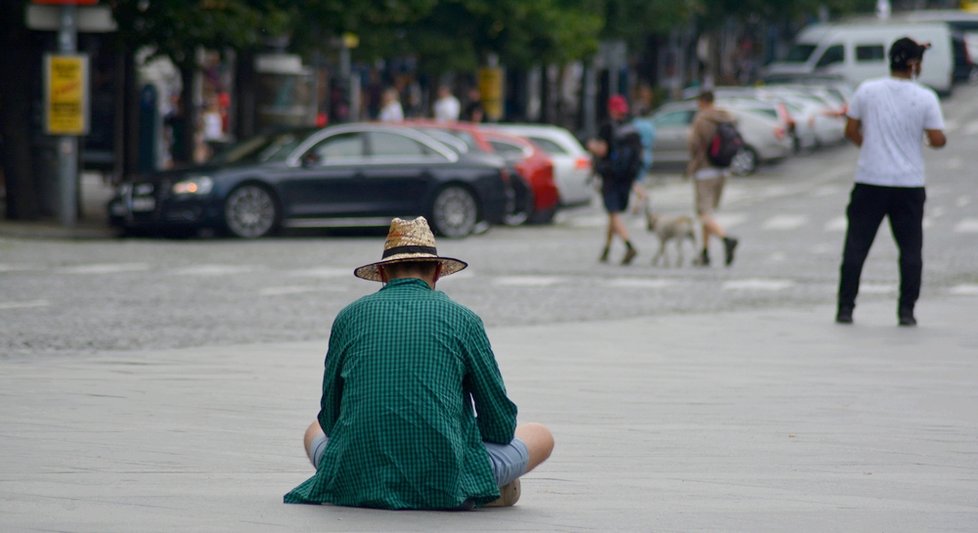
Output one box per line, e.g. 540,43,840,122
0,300,49,310
604,278,678,289
954,218,978,233
288,267,353,278
168,264,256,276
0,264,34,273
56,263,150,274
259,286,339,296
859,283,895,294
493,276,565,287
824,216,847,232
723,279,794,291
763,215,807,230
949,284,978,296
964,122,978,136
716,213,747,228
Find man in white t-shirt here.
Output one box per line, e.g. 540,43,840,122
836,37,947,327
433,85,461,123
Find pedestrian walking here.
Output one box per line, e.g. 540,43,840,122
432,85,461,122
686,90,739,267
378,87,404,122
284,217,554,509
836,37,947,327
588,95,643,265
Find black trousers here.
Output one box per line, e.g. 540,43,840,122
838,183,926,312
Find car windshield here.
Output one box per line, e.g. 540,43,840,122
210,130,312,165
784,43,817,63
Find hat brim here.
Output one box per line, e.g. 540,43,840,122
353,255,468,282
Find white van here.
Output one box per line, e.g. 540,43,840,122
765,20,954,95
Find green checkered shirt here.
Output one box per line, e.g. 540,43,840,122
284,278,518,509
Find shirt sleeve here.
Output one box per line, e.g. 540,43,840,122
317,316,346,436
462,317,518,444
923,91,945,130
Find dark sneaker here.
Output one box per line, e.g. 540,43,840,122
836,307,853,324
898,311,917,327
693,249,710,267
621,246,637,266
723,236,739,266
599,247,610,263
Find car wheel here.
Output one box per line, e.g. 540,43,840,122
528,206,557,225
731,147,758,176
503,177,533,226
223,184,278,238
430,185,478,238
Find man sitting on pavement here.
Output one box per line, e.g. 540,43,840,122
284,217,554,509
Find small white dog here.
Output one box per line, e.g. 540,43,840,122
645,207,697,267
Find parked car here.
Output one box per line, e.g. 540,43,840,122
405,120,560,224
482,123,594,207
107,124,511,238
649,100,793,175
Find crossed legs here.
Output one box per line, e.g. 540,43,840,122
303,420,553,477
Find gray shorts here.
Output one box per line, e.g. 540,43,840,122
310,434,529,487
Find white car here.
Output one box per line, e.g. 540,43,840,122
485,124,594,207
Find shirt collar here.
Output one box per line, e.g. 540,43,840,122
380,277,433,291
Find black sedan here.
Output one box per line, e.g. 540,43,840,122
107,124,512,238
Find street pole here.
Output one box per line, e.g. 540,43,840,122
57,4,79,227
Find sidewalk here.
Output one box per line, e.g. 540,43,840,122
1,296,976,532
0,172,117,239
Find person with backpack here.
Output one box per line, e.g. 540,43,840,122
588,95,643,265
686,90,740,267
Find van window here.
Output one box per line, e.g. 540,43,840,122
856,44,885,62
785,43,817,63
816,44,845,68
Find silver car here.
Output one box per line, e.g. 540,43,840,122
649,100,794,175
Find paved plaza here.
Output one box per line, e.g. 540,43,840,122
2,295,976,532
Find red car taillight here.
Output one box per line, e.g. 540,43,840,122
575,156,591,170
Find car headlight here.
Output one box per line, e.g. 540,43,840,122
172,176,214,195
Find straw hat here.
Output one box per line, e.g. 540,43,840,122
354,217,468,282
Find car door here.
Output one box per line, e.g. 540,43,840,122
278,130,367,218
651,109,694,164
360,130,447,216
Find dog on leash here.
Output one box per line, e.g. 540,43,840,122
645,206,697,267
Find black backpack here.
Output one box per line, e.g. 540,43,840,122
707,121,744,168
606,124,642,184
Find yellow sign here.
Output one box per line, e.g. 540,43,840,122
478,67,504,122
45,54,89,135
964,0,978,13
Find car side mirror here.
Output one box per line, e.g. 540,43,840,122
301,152,321,167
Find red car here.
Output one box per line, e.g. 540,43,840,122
404,120,559,224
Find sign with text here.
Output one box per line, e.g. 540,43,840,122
45,54,89,135
478,67,504,122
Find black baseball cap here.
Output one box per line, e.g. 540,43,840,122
889,37,929,71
